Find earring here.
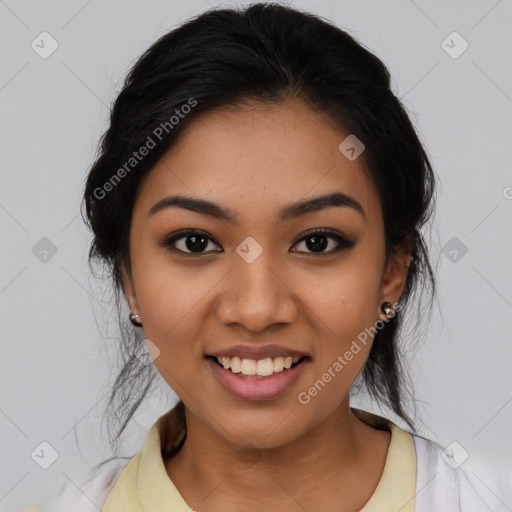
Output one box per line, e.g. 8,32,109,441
129,312,142,327
381,301,393,316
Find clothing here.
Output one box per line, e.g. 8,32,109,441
13,405,512,511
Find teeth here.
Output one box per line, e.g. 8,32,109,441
216,355,303,376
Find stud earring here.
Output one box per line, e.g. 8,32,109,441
381,301,393,316
129,312,142,327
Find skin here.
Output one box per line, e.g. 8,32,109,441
121,97,412,512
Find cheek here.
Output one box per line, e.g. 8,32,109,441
129,242,216,363
298,248,384,391
134,270,209,394
306,254,383,338
297,294,377,416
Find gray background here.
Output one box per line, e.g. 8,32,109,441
1,0,511,509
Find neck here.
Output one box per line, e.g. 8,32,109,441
164,399,390,510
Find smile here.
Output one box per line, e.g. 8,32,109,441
206,355,310,400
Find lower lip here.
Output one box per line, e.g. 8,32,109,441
206,357,309,401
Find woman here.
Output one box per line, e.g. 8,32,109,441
21,3,509,511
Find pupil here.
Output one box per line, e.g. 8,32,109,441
307,235,327,252
186,234,208,252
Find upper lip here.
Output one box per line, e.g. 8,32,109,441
207,344,310,360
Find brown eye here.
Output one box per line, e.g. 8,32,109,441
291,228,356,255
162,230,222,254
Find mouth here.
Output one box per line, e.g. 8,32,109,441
205,354,311,401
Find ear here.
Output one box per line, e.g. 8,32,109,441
120,261,140,314
379,238,413,311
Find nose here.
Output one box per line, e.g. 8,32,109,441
215,250,298,333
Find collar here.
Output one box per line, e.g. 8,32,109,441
103,404,416,511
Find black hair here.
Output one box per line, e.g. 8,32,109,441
81,1,437,472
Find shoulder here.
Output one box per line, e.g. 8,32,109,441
56,458,129,512
11,458,130,512
412,433,512,512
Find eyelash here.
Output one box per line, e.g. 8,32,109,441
160,228,356,257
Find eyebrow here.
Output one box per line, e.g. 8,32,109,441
149,192,366,222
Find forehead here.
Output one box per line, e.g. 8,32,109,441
134,98,381,225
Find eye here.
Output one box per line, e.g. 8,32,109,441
161,229,222,254
290,228,356,255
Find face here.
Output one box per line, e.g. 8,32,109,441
122,97,410,449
